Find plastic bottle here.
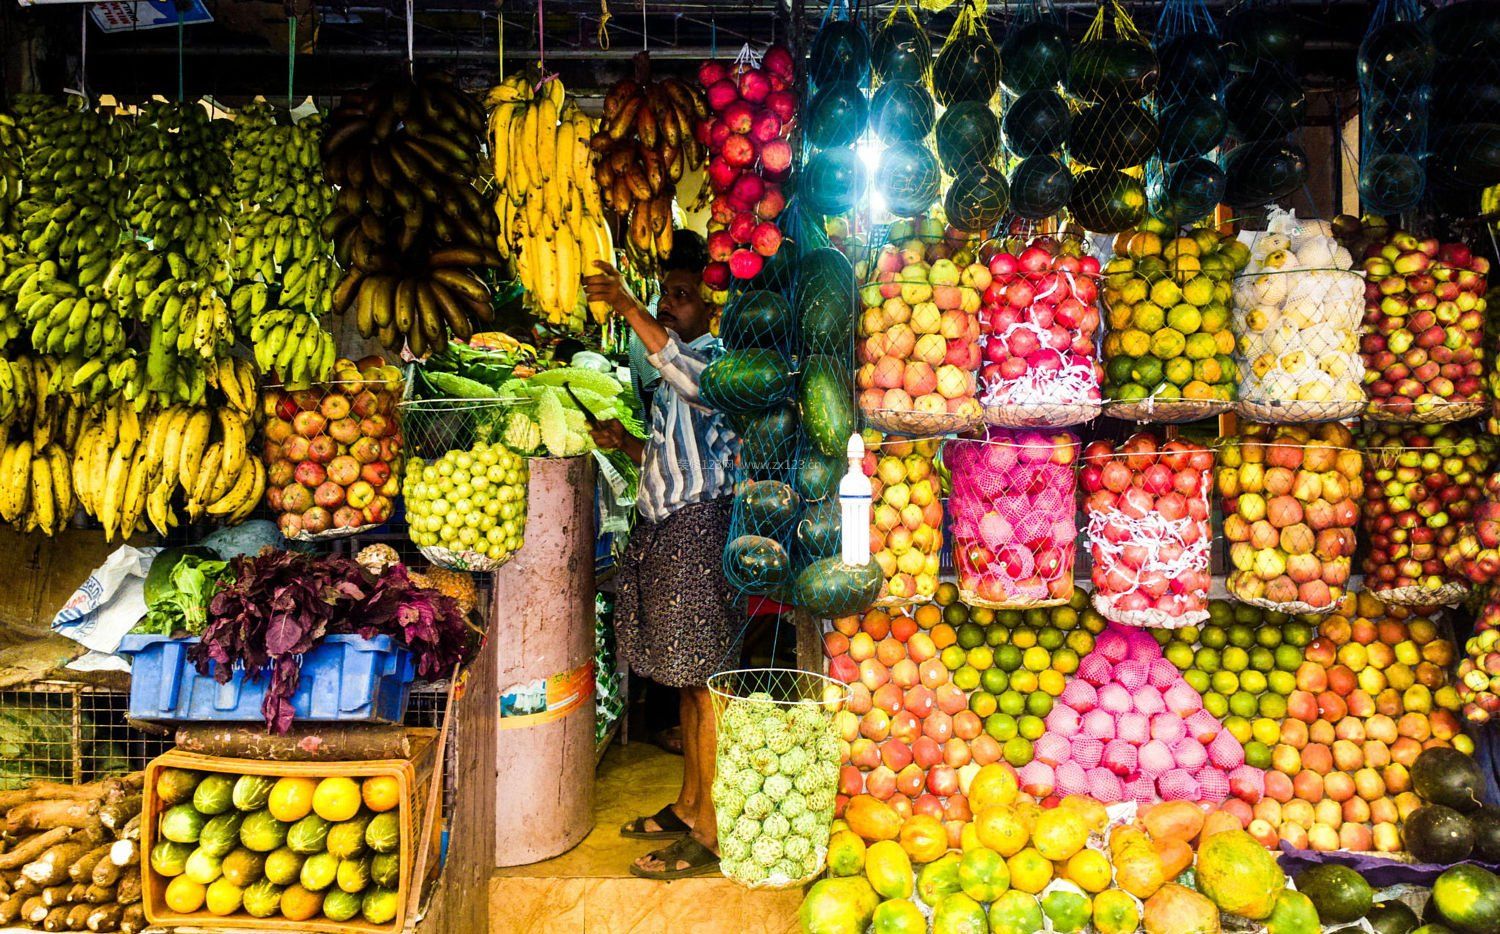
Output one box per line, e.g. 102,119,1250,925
839,434,871,566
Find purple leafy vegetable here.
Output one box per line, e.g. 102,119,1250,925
189,550,474,732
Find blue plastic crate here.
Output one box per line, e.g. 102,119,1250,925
117,634,416,724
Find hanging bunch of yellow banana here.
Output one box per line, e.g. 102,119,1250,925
487,69,614,332
68,360,263,541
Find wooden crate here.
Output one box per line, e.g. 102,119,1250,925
141,728,441,933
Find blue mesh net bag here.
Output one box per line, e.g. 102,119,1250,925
1358,0,1433,214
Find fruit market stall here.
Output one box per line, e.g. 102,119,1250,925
4,0,1500,932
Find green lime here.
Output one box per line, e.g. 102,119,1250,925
1273,644,1303,672
944,604,970,627
1249,646,1276,672
1164,356,1194,385
1017,715,1045,741
1239,670,1268,694
1244,740,1273,770
1210,670,1240,695
1194,647,1222,674
1026,692,1054,718
1152,628,1173,646
1283,623,1313,647
1164,643,1195,670
999,691,1026,716
1024,608,1050,628
986,625,1009,647
1267,670,1296,696
1050,606,1078,630
1052,648,1080,675
997,610,1024,628
970,607,995,626
1203,692,1229,718
1184,669,1211,693
1200,625,1227,649
941,646,968,671
967,646,995,670
1037,627,1065,651
1256,626,1284,648
981,667,1009,694
1080,610,1107,634
970,691,998,718
1066,631,1095,656
958,624,986,650
1002,737,1034,767
954,666,981,691
1131,355,1165,387
1207,601,1234,626
1176,625,1201,644
986,713,1019,741
1227,624,1255,648
1221,646,1250,672
1258,693,1288,720
1022,647,1051,672
996,645,1023,672
1228,691,1259,718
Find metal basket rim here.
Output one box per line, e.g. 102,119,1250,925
707,668,850,707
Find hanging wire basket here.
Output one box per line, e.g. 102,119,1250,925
1235,398,1366,423
1365,400,1488,424
1104,396,1232,424
984,399,1104,430
397,397,531,572
263,376,405,542
708,668,848,891
1368,582,1470,607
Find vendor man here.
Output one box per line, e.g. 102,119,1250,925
583,232,739,879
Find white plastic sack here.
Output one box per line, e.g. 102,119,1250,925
51,545,161,671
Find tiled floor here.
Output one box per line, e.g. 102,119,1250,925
490,743,803,933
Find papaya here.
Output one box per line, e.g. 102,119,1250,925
826,830,867,877
1265,889,1321,934
800,877,880,934
1152,837,1194,880
1199,810,1243,840
1142,801,1206,843
1195,830,1286,921
898,814,948,864
871,898,926,934
845,795,901,842
1144,883,1221,934
1113,840,1166,900
865,840,914,899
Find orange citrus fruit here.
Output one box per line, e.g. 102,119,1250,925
362,776,401,813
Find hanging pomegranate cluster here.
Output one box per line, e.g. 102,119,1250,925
696,46,797,290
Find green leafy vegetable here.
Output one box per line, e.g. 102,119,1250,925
133,553,231,636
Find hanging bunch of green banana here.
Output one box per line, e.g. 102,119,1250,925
124,101,232,266
322,71,502,357
249,307,336,388
0,112,25,240
228,100,338,384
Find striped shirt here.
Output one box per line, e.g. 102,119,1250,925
636,331,738,522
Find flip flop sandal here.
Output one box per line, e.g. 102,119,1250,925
629,835,720,880
620,804,690,839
